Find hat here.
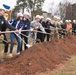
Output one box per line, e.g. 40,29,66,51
46,17,51,21
40,16,44,19
68,20,71,23
35,15,41,19
65,20,69,23
53,16,57,19
0,4,10,10
73,20,76,23
24,11,30,16
57,17,60,20
60,20,63,23
17,13,23,17
3,4,10,10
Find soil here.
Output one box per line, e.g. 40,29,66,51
0,35,76,75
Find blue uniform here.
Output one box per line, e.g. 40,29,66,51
9,19,24,53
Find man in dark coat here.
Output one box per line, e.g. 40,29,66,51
0,8,16,54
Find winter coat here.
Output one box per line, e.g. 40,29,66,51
0,15,16,31
10,19,24,30
22,19,30,35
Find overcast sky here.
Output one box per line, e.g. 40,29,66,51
0,0,16,9
43,0,62,12
0,0,76,11
0,0,61,8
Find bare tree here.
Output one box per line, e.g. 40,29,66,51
54,0,71,20
12,0,45,18
48,2,55,13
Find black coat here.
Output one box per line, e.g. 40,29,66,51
45,21,55,33
22,19,30,35
72,23,76,30
0,15,16,31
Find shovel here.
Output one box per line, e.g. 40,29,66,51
14,33,32,48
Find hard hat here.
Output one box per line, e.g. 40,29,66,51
40,16,44,19
53,16,57,18
57,17,60,20
60,20,63,23
65,20,69,23
73,20,76,23
53,16,58,19
24,11,30,16
35,15,41,19
68,20,71,22
17,13,23,17
46,17,51,21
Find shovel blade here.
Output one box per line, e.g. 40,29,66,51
26,44,32,48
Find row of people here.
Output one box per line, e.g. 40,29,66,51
59,19,76,38
0,7,76,58
8,13,57,57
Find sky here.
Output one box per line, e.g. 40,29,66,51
0,0,16,9
0,0,61,12
42,0,62,12
0,0,76,11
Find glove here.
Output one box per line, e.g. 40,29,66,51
34,26,39,30
19,28,22,34
30,28,33,31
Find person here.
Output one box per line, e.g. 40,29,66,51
72,20,76,35
30,15,46,45
9,12,24,57
39,16,46,42
21,12,30,50
58,20,66,38
66,20,72,35
0,6,17,55
45,18,55,41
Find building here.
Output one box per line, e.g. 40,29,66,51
42,11,52,19
66,3,76,20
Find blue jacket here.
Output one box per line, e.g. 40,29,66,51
22,19,30,35
10,19,24,30
22,19,30,30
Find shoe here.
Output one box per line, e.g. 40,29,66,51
9,54,13,57
16,52,20,55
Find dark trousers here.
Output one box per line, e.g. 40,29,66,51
72,30,76,35
45,29,51,41
46,34,50,41
37,32,45,42
2,34,8,53
40,34,45,42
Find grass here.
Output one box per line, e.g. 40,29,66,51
0,41,17,57
38,55,76,75
50,55,76,75
0,43,4,58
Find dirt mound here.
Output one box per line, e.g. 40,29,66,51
0,35,76,75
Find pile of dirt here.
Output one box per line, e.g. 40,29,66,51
0,35,76,75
